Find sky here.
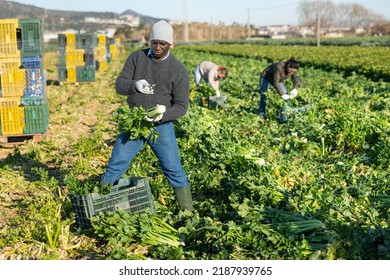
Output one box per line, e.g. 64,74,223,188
7,0,390,26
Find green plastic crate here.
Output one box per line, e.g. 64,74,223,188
208,95,227,109
18,18,43,57
279,105,290,123
23,103,49,133
76,65,95,82
69,177,154,229
279,104,314,123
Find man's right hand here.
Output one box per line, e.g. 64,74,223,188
135,79,154,94
144,114,163,123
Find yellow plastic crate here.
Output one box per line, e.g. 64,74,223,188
96,60,108,72
0,57,22,74
109,44,117,53
66,66,76,82
0,97,20,106
109,44,119,59
97,34,106,47
94,46,106,61
0,19,21,59
110,50,119,60
65,33,76,50
65,49,85,67
0,69,26,97
0,97,24,135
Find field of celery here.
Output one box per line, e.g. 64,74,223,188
0,42,389,260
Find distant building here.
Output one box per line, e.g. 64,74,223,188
84,16,140,27
324,32,344,38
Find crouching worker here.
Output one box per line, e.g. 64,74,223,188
194,61,228,96
258,57,300,120
101,20,193,212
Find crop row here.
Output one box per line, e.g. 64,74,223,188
210,35,390,47
179,44,390,82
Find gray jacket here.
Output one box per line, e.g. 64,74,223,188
199,61,220,91
115,48,190,123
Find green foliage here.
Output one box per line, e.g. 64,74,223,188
2,43,389,260
64,174,111,195
211,36,390,47
179,44,390,82
113,105,159,142
91,211,183,259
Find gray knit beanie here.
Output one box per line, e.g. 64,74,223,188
150,20,173,45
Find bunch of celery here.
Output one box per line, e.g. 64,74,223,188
113,104,165,141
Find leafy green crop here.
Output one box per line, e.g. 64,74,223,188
113,105,159,142
64,174,112,195
92,211,183,249
2,42,389,261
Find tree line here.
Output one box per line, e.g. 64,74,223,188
298,0,387,29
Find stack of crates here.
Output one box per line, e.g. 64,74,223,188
0,18,48,137
57,32,96,83
106,37,121,62
95,34,108,72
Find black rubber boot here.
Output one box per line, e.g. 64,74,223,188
174,186,193,212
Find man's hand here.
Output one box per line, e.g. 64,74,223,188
282,94,290,101
289,88,298,98
144,114,163,123
215,90,221,97
135,79,154,94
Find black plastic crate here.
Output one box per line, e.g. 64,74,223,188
57,34,66,49
76,33,97,49
57,65,66,81
84,50,95,67
69,177,154,229
57,48,66,66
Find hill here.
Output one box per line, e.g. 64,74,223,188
0,0,162,32
0,0,251,41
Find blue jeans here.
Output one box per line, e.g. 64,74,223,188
194,65,210,87
101,122,189,189
194,65,202,86
259,78,287,118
